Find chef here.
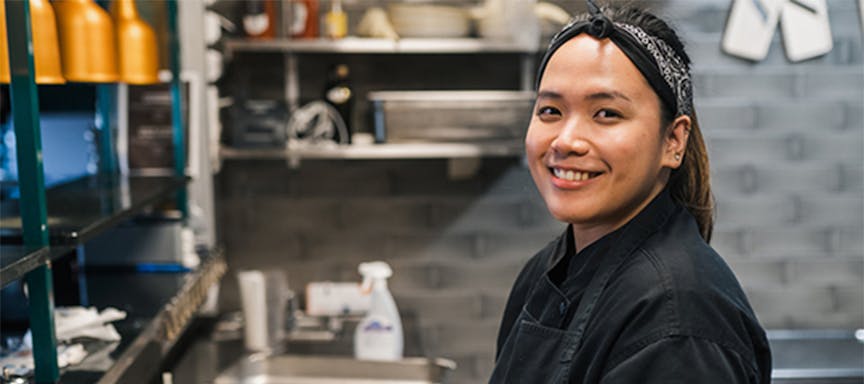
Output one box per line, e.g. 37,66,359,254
491,1,772,382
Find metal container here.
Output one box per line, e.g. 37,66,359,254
368,90,535,143
215,355,456,384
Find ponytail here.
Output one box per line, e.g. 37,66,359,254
669,111,714,242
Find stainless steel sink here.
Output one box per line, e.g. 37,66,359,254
214,355,456,384
769,329,864,383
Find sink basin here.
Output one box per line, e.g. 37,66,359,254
214,355,456,384
769,329,864,383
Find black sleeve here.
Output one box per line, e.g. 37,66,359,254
600,336,760,384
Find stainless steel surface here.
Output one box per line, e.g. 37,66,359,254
368,90,535,144
223,38,537,57
769,329,864,381
95,254,227,384
215,355,456,384
220,142,523,160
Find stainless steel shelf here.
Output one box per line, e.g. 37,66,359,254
61,252,227,384
220,142,524,160
0,175,188,245
224,37,539,56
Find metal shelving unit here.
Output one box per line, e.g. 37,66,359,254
220,141,524,161
220,37,540,152
74,253,227,384
1,0,192,382
224,37,538,57
0,175,188,245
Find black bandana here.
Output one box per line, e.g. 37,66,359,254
536,0,693,117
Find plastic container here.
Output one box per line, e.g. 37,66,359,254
354,261,403,361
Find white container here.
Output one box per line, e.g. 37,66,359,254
305,281,370,317
237,270,288,353
354,261,403,361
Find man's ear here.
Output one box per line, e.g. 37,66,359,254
662,115,691,169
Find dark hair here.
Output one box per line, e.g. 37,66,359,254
566,5,716,241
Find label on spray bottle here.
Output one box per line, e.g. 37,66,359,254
355,315,399,360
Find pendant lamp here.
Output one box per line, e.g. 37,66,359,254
53,0,119,83
0,0,65,84
110,0,159,84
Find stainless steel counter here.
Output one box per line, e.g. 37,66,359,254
58,253,226,384
769,329,864,383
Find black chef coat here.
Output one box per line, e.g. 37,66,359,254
491,189,772,383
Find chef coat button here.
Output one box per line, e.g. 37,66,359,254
559,301,567,315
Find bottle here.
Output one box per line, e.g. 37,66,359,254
354,261,403,361
323,0,347,39
323,64,354,143
289,0,319,38
242,0,276,39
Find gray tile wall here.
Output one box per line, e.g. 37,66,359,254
217,1,863,382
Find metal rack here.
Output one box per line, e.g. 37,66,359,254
223,37,539,56
220,141,524,161
222,37,539,153
0,175,188,246
1,1,191,382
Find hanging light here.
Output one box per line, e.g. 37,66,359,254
0,0,66,84
110,0,159,84
53,0,119,83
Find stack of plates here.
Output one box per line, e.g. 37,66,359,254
388,4,471,38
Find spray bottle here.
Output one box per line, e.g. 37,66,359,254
354,261,403,361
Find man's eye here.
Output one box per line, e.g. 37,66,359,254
595,109,622,120
536,106,561,116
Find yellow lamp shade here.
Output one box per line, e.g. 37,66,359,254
53,0,119,83
111,0,159,84
0,0,65,84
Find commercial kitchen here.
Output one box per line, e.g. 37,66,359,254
0,0,862,383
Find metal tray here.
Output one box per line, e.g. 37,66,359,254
368,90,535,143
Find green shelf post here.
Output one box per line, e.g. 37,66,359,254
4,0,59,382
92,1,117,177
167,0,187,218
96,84,118,176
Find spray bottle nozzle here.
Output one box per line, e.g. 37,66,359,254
359,261,392,294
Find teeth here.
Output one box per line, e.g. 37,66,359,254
553,168,595,181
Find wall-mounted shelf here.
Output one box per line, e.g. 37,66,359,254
0,175,188,245
220,141,524,161
223,37,539,57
